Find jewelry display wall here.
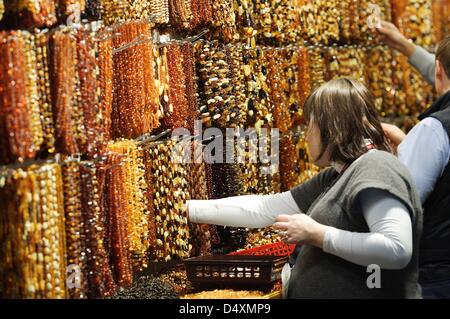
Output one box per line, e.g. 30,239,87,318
0,0,443,298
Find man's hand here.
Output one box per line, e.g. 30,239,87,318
376,21,416,57
382,122,406,151
273,214,328,248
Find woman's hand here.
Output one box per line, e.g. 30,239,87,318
381,122,406,152
273,214,328,249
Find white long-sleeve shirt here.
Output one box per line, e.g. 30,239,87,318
188,188,413,270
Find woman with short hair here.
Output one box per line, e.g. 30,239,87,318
187,78,423,299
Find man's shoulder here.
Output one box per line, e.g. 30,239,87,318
420,116,446,131
402,117,448,146
429,107,450,137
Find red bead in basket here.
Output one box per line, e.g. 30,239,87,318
229,241,296,256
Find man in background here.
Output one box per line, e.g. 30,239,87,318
377,24,450,298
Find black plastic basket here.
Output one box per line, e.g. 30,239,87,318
184,255,288,285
